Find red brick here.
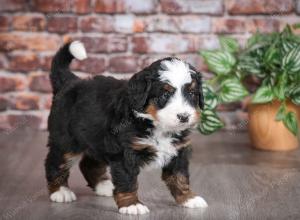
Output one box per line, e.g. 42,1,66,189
77,36,127,53
39,54,53,71
132,36,149,53
161,0,223,15
47,16,77,33
178,16,211,33
133,19,145,33
114,15,135,33
227,0,294,15
0,75,26,92
0,15,11,32
8,53,40,72
0,96,9,111
145,16,178,32
12,15,46,31
79,16,114,32
11,93,40,110
125,0,158,14
0,0,27,11
132,34,197,53
43,94,53,109
72,0,91,13
32,0,71,12
0,54,8,69
109,56,139,73
213,18,246,34
0,33,60,52
94,0,125,13
72,56,106,74
7,114,41,130
247,19,280,33
29,72,52,93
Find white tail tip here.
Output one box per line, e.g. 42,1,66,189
69,41,87,60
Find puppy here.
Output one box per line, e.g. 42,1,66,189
45,41,207,215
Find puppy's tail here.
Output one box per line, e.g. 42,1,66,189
50,41,87,95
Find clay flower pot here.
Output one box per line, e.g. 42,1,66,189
248,100,299,151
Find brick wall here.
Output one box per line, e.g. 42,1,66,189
0,0,299,132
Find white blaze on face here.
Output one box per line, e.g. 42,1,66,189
157,59,198,131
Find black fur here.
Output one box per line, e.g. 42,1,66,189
45,42,204,207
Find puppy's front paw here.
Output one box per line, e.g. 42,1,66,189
119,203,150,215
182,196,208,208
50,186,77,203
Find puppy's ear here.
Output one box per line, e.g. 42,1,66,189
128,70,152,112
192,70,204,110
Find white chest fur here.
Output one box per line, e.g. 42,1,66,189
137,130,178,169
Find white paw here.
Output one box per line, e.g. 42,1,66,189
95,180,114,197
182,196,208,208
119,203,150,215
50,186,77,203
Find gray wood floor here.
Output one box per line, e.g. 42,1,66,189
0,128,300,220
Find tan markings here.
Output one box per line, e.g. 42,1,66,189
195,109,201,121
145,103,158,120
174,139,191,150
132,138,153,151
162,173,195,204
62,153,82,169
114,191,140,208
164,83,175,93
189,80,197,90
47,172,69,194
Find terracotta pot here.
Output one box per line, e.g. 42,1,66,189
248,100,299,151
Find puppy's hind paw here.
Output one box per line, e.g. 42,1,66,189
119,203,150,215
50,186,77,203
95,180,114,197
182,196,208,208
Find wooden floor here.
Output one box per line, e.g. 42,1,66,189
1,129,300,220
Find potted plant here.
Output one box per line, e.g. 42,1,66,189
198,25,300,151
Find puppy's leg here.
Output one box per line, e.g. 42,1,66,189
110,161,149,215
162,147,208,208
79,154,114,197
45,148,80,203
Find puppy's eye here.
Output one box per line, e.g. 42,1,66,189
163,84,175,93
188,90,196,96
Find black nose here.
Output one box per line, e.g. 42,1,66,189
177,113,190,123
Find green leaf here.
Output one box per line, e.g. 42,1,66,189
252,85,274,103
263,46,280,67
218,77,249,103
219,37,239,53
198,109,224,135
290,86,300,105
283,112,299,136
282,45,300,73
201,51,236,75
275,103,286,121
273,74,287,101
202,83,218,109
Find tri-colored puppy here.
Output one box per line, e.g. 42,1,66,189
45,41,207,215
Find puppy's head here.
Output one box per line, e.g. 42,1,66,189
128,57,204,132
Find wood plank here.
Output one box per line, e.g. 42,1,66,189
0,128,300,219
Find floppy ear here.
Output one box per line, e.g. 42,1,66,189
127,70,152,112
192,71,204,110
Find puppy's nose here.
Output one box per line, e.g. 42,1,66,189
177,113,190,123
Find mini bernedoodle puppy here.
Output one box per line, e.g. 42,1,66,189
45,41,208,215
